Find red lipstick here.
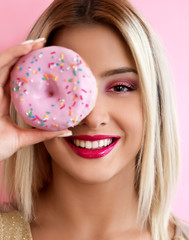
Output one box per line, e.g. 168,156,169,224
65,135,120,159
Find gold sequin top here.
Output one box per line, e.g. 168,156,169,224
0,211,32,240
0,210,189,240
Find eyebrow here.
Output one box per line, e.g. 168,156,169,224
100,67,138,78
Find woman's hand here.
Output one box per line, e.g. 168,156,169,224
0,39,71,161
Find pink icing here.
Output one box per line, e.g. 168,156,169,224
10,46,97,131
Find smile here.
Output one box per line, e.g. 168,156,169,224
65,135,120,159
73,138,113,149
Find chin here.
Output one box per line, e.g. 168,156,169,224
52,156,120,185
68,170,118,185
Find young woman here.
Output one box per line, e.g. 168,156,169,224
0,0,188,239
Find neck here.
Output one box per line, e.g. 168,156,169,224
35,160,140,236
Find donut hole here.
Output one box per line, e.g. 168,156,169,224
45,81,59,99
48,91,54,97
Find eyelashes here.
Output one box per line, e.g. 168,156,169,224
110,84,133,93
106,80,138,94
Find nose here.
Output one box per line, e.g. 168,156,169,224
79,94,110,130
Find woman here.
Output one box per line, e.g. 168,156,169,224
0,0,188,239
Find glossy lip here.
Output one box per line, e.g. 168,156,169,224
65,135,120,159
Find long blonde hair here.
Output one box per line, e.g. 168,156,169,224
0,0,180,239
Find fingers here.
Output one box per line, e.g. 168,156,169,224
18,128,72,148
0,38,46,88
0,38,46,69
0,45,31,69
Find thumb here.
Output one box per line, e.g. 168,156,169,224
19,128,72,148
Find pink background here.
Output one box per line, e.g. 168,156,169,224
0,0,188,220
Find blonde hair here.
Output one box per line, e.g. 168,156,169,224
0,0,180,239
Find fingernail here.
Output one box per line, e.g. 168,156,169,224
33,37,46,43
57,132,72,138
21,39,34,45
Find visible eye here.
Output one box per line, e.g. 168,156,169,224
111,84,133,92
107,82,135,93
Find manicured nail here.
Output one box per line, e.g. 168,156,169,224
21,39,34,45
57,132,72,138
33,37,46,43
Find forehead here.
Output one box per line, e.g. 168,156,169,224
51,24,136,77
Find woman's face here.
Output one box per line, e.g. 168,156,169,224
44,24,143,183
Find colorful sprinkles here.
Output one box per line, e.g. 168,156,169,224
10,46,97,130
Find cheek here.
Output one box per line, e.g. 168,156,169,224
44,138,67,160
112,94,143,143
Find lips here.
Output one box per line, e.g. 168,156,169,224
65,135,120,159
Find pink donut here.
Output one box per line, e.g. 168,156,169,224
10,46,97,131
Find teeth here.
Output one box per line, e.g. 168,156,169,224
80,140,85,148
75,139,80,147
92,141,98,149
99,140,104,148
86,141,92,149
73,138,113,149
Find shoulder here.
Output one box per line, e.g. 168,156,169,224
0,210,32,239
173,216,189,240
